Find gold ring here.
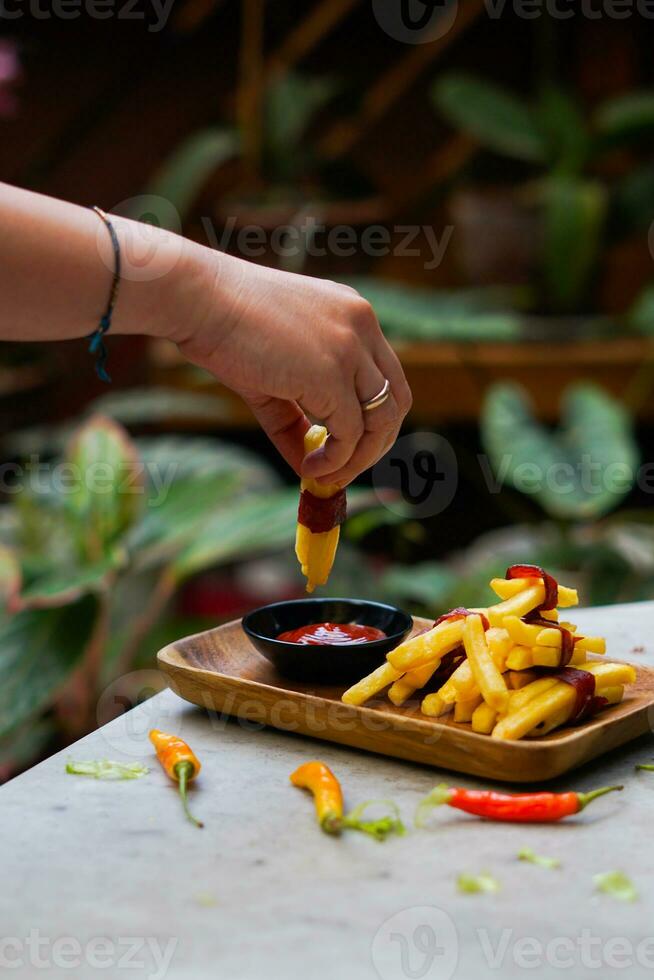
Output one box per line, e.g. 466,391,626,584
361,378,391,412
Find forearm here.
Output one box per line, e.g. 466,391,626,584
0,182,208,343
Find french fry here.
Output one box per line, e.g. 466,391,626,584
507,670,539,690
527,706,571,737
295,426,341,593
505,646,534,671
504,616,544,647
493,663,634,740
554,585,579,608
487,586,545,627
527,684,625,737
388,661,438,706
387,619,465,673
595,684,624,704
492,682,576,740
535,626,565,647
471,701,497,734
454,694,483,723
508,677,559,713
532,646,563,668
450,659,478,697
341,661,401,706
490,577,541,599
575,636,606,655
452,629,508,697
580,661,637,686
421,692,453,717
463,615,509,713
340,563,633,742
489,577,578,607
487,627,512,668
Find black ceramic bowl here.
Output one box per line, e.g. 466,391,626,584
242,597,413,684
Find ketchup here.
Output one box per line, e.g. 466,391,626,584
277,622,386,645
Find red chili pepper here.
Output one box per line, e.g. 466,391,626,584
416,783,623,824
506,563,558,611
434,607,490,631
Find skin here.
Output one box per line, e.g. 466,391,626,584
0,183,412,485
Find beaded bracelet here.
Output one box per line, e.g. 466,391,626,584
88,205,121,383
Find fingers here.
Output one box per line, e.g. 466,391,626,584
300,305,413,485
302,356,404,487
244,394,311,476
300,382,365,483
374,335,413,419
315,372,404,486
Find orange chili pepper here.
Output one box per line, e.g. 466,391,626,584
290,761,404,840
291,761,343,834
149,729,203,828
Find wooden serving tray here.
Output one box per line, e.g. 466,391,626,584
157,617,654,783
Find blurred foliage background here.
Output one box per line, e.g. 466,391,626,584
2,5,654,776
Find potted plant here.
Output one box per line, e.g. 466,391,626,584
431,74,654,321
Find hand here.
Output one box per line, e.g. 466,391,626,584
174,251,412,485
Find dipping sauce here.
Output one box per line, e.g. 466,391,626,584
277,622,387,645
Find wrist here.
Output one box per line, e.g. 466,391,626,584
109,217,213,343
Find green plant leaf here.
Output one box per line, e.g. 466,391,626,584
0,596,97,740
66,759,149,780
144,128,239,228
536,86,588,174
517,847,561,869
0,718,56,781
593,870,638,903
64,415,144,562
379,562,457,612
432,74,547,163
0,544,21,613
127,472,240,571
611,165,654,237
87,387,232,427
170,487,373,582
126,435,279,571
18,549,125,609
170,490,299,581
264,73,336,182
541,176,606,312
628,284,654,336
595,92,654,147
481,382,638,520
348,278,521,342
457,872,500,895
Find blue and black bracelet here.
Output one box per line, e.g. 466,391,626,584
88,205,121,383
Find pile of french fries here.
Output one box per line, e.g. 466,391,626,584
341,569,636,740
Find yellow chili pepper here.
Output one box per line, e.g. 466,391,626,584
149,729,203,828
290,761,404,840
290,761,343,834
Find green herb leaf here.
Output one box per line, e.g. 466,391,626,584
66,759,149,781
593,871,638,903
342,800,405,841
635,763,654,772
518,847,561,869
457,872,500,895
